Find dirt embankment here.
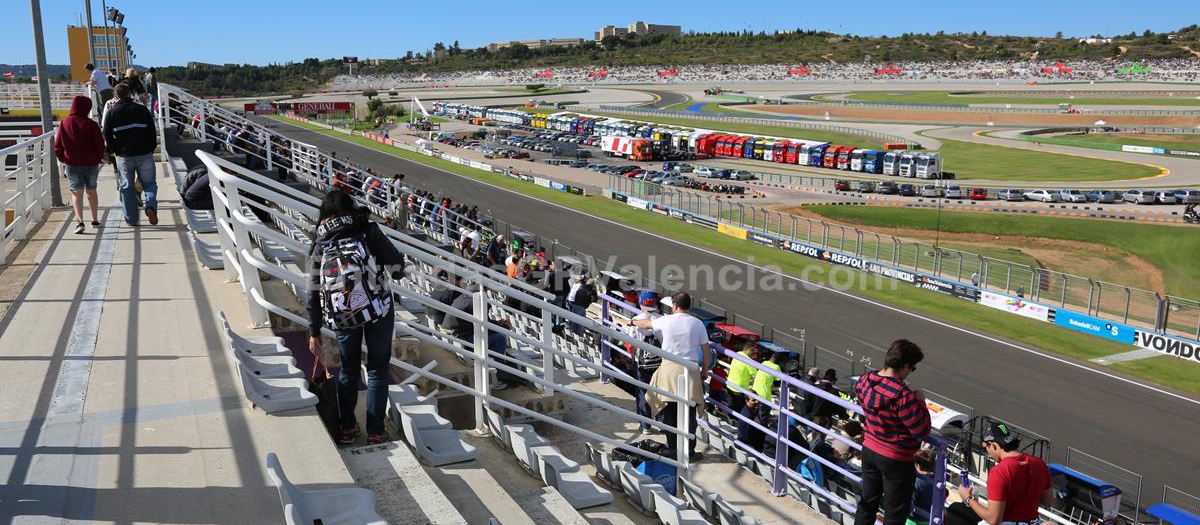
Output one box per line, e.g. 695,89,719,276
753,104,1200,127
771,205,1166,293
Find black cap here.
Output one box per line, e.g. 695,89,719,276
982,421,1018,446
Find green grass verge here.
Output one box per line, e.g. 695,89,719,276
663,95,694,111
1110,355,1200,387
921,131,1162,182
1059,133,1200,149
802,206,1199,298
268,115,1199,396
846,91,1200,107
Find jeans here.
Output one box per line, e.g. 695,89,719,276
334,315,394,435
660,401,696,454
634,366,654,431
569,303,587,335
115,153,157,224
854,446,917,525
65,165,101,191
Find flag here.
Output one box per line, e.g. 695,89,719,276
30,75,38,81
2,71,13,78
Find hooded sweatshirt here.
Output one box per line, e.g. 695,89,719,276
306,211,405,336
854,371,931,461
53,96,106,166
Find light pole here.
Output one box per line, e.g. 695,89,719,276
100,0,114,72
30,0,64,206
84,0,97,69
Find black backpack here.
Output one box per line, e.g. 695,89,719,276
316,235,391,330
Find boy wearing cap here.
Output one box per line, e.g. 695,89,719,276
958,422,1054,525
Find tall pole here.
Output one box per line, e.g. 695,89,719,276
30,0,64,207
100,0,113,73
84,0,97,68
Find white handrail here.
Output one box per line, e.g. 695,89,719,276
1,131,55,265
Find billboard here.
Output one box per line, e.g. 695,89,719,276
287,101,353,115
1054,310,1135,344
979,291,1050,322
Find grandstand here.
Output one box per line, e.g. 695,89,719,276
2,80,1198,525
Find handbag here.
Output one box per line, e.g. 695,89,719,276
309,358,340,439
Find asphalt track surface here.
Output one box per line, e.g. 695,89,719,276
638,89,690,109
261,117,1197,494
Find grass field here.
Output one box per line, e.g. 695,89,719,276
844,91,1200,106
920,132,1163,181
268,115,1200,394
1059,132,1200,149
802,206,1199,298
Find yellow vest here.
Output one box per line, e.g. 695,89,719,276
752,360,782,400
727,351,755,393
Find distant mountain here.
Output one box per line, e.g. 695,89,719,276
0,64,74,78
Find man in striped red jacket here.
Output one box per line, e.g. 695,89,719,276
853,339,932,525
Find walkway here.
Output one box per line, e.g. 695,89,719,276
0,165,352,524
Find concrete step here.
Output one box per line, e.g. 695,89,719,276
341,443,468,525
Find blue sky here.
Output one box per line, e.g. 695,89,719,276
2,0,1193,66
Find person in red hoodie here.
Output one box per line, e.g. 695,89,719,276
854,338,932,525
53,95,106,234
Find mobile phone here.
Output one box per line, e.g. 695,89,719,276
960,470,971,489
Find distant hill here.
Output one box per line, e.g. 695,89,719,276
0,64,74,79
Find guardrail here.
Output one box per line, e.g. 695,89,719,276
608,174,1200,348
575,105,922,149
1,131,55,264
0,83,86,110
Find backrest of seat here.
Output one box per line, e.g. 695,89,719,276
264,452,298,507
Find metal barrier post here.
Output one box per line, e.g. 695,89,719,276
676,373,691,479
473,289,490,432
14,153,29,240
930,440,949,525
541,300,555,397
0,161,7,262
265,139,273,171
600,300,611,383
225,184,270,327
772,381,791,496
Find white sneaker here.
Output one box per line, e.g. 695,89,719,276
493,381,509,391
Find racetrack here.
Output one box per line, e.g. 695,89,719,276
636,89,690,109
263,116,1199,495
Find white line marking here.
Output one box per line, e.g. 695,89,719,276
279,119,1200,407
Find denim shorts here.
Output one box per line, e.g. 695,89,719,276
65,164,101,191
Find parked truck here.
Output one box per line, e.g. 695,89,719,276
898,153,917,177
915,152,942,179
602,136,655,162
883,151,902,175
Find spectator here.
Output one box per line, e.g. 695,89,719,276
103,82,159,226
725,341,759,415
144,67,158,108
566,275,596,335
484,234,506,267
751,351,785,405
957,422,1054,525
831,419,864,461
801,415,839,488
123,68,148,105
53,95,105,234
911,449,938,525
804,367,821,385
737,396,767,452
306,191,405,446
635,292,713,462
854,339,932,525
543,260,570,310
180,166,213,211
805,368,847,421
85,63,113,109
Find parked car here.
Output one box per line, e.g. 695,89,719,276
1153,190,1177,204
1024,189,1059,203
510,151,530,159
857,181,875,193
877,181,899,194
834,180,852,191
712,169,733,180
920,185,943,197
729,170,757,181
1059,189,1087,203
1086,189,1118,203
898,184,917,196
661,175,691,186
1172,189,1200,204
945,185,963,199
674,163,694,173
969,187,989,200
998,189,1026,202
1122,189,1155,204
694,167,717,178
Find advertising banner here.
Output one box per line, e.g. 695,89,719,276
567,186,584,195
748,231,777,248
1121,145,1164,155
290,101,353,115
612,192,628,203
1166,149,1200,158
627,197,649,210
718,223,748,240
1132,331,1200,364
534,177,551,188
651,204,670,216
1054,310,1136,344
550,181,567,192
979,291,1050,322
686,214,718,229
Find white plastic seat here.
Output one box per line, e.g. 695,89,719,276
585,442,617,487
617,461,662,513
393,404,451,436
714,495,762,525
533,447,580,488
505,424,548,474
238,373,316,414
265,452,385,525
484,409,509,450
533,447,613,509
679,476,718,517
652,488,710,525
218,311,290,357
228,350,302,380
387,384,437,408
399,410,477,467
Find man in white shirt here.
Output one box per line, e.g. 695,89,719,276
633,292,712,460
85,64,113,108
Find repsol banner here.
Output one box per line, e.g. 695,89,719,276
1133,331,1200,364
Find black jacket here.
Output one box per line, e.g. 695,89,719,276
306,211,405,336
181,167,213,210
102,99,157,157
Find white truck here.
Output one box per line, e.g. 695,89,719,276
915,152,943,179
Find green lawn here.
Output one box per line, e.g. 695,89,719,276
803,206,1200,298
922,132,1162,182
844,91,1200,107
268,115,1200,394
1058,133,1200,149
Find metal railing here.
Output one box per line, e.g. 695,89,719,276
1,131,55,265
609,174,1200,340
0,82,87,110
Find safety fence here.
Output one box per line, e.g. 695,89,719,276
164,84,1194,525
779,95,1200,116
608,174,1200,348
0,83,86,110
0,131,55,265
574,105,922,148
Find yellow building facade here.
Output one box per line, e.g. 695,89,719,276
67,25,129,82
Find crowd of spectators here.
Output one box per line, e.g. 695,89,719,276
328,59,1200,91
